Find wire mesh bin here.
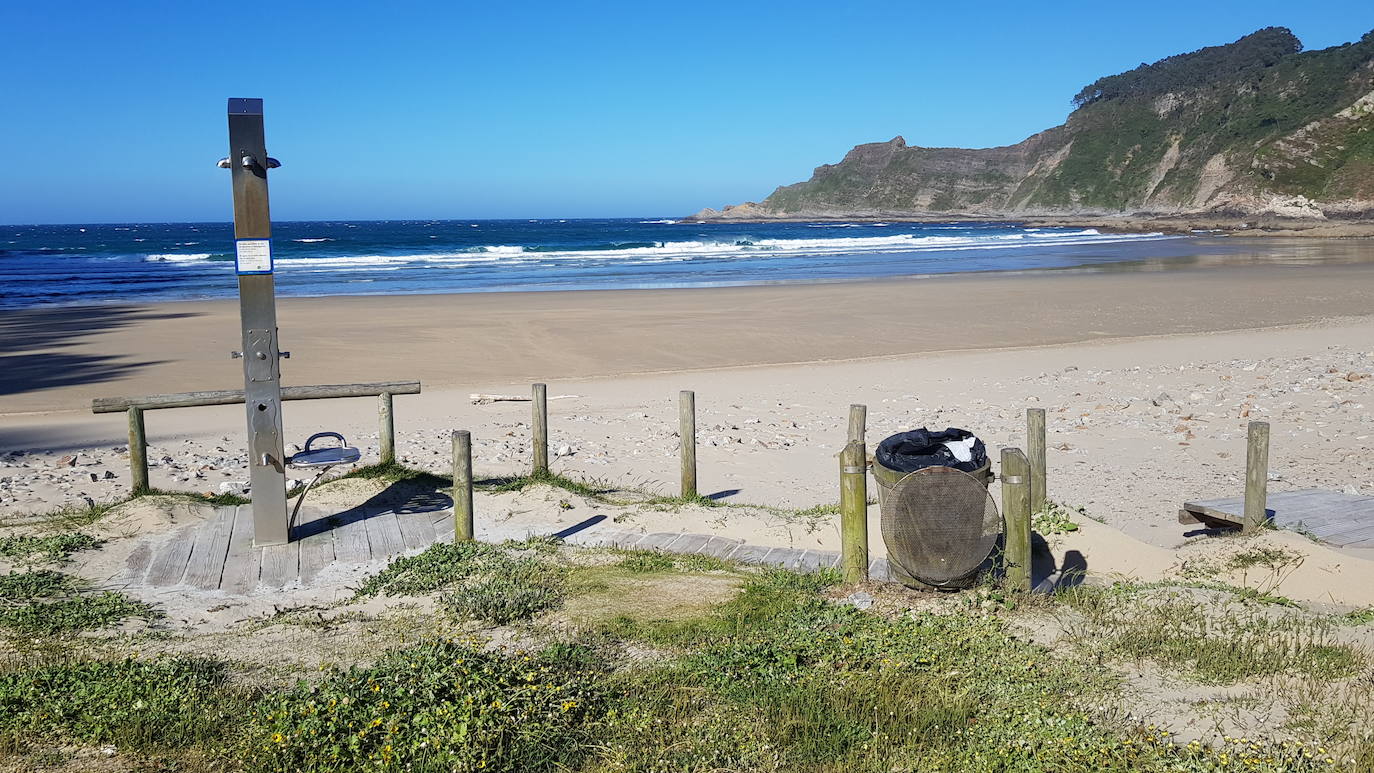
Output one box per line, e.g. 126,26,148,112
872,429,998,590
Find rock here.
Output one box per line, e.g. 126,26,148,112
554,444,575,458
103,471,117,479
218,480,249,496
842,591,874,610
57,455,77,467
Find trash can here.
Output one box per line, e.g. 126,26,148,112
872,428,997,590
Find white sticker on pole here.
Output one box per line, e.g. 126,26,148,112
235,239,273,274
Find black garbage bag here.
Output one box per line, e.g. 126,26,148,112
876,428,987,474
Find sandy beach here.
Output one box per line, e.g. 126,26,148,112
4,252,1374,557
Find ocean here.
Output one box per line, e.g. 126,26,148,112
0,218,1211,309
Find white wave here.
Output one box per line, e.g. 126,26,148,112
293,238,332,243
1029,229,1099,238
639,219,679,224
145,253,212,263
264,230,1174,270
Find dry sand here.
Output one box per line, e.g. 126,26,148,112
4,253,1374,606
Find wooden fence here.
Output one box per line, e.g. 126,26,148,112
92,381,421,493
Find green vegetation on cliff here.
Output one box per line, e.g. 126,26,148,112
719,27,1374,219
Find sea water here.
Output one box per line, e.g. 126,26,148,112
0,218,1212,308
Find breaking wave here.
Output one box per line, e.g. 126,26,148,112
269,229,1173,269
144,253,212,262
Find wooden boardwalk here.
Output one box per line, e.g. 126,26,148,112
125,499,456,592
1180,488,1374,548
121,493,897,593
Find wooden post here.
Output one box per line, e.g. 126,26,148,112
840,438,869,583
532,383,549,475
1027,408,1047,513
1244,421,1270,533
1001,447,1032,592
680,390,697,498
847,403,867,444
452,430,474,542
127,407,149,494
378,392,395,465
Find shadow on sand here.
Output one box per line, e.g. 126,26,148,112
291,478,454,542
0,304,202,397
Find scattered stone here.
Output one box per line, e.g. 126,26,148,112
842,591,874,610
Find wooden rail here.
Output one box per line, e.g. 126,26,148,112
93,381,421,494
91,381,421,414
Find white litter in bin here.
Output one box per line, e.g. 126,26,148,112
942,437,975,463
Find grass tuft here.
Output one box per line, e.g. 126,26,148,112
0,592,161,636
1058,583,1362,683
0,656,245,756
356,540,568,626
0,570,81,600
0,532,104,564
246,638,603,771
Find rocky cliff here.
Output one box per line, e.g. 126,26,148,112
692,28,1374,223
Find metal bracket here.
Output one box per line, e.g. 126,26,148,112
218,156,281,169
245,329,279,383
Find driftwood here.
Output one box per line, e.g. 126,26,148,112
469,393,579,404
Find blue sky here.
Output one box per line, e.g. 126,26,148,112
2,1,1372,224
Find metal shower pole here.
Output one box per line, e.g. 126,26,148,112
224,98,289,546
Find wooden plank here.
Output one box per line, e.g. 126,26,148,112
145,525,198,587
1182,489,1374,546
1185,489,1331,511
1312,522,1374,547
259,542,300,589
431,514,455,542
184,507,235,590
92,380,421,413
332,515,372,563
396,512,436,552
364,511,407,561
220,506,261,595
1182,490,1338,523
123,543,153,584
298,525,337,585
